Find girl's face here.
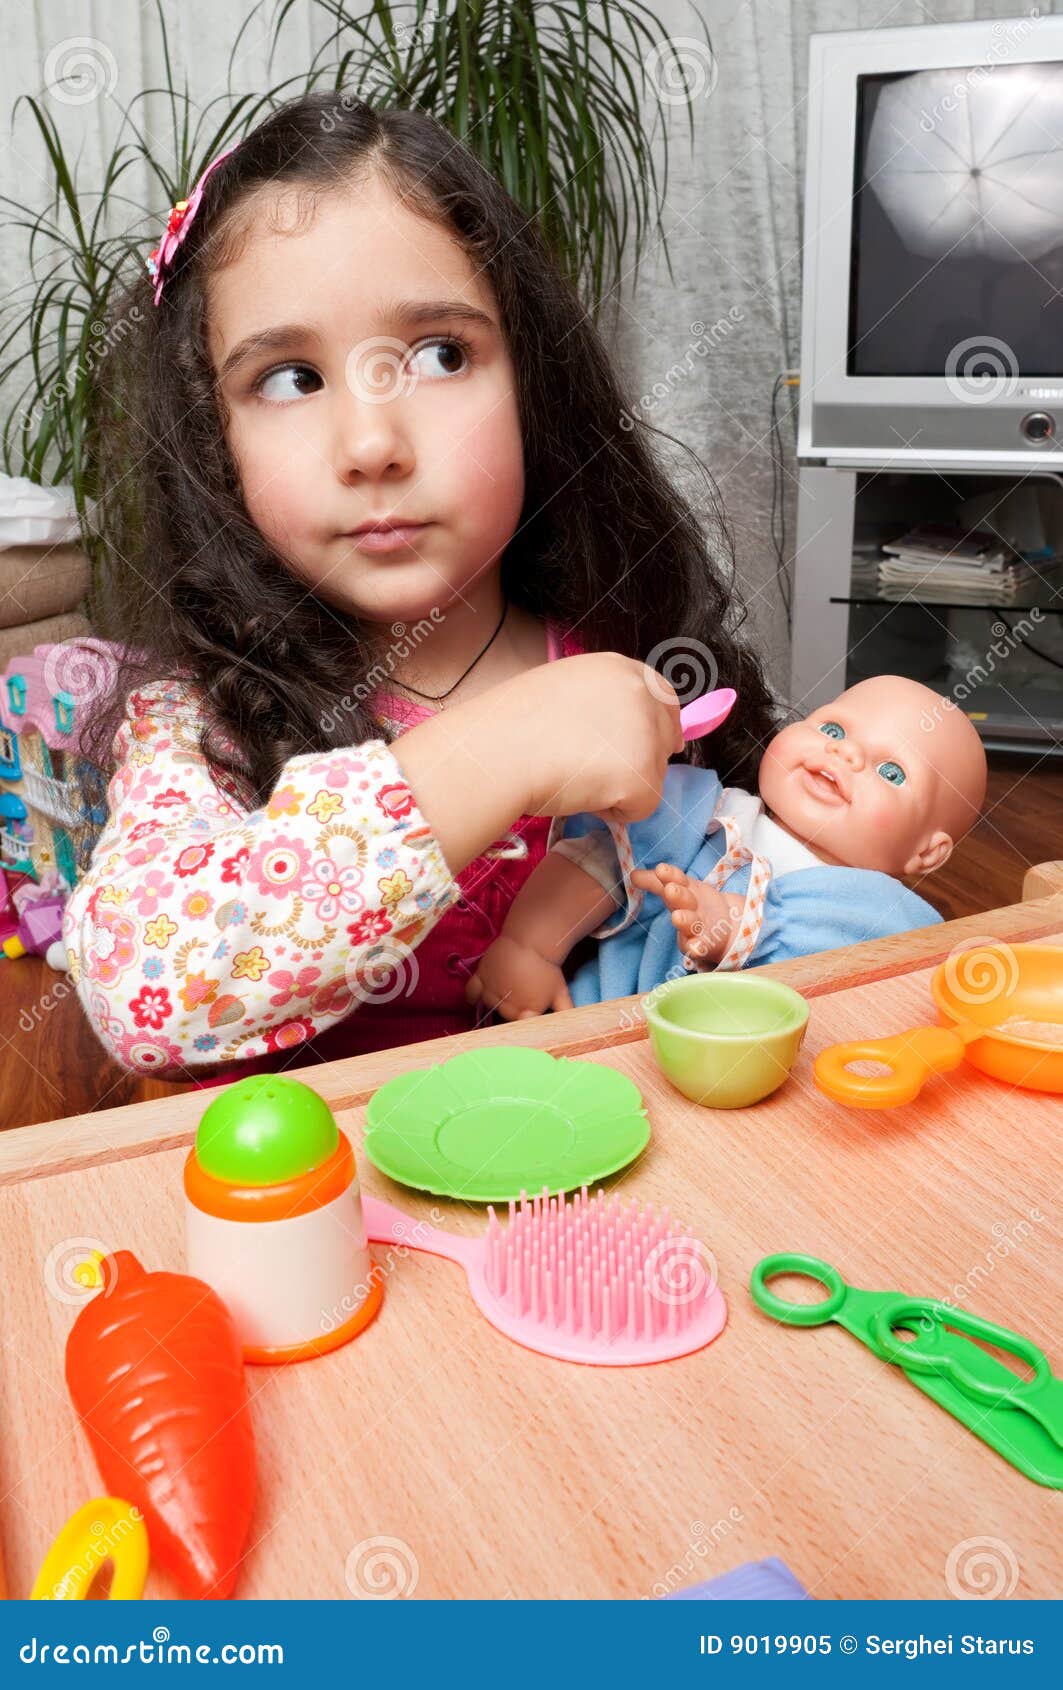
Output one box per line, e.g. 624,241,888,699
208,170,525,626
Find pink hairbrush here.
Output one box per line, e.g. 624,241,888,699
680,687,736,742
362,1186,727,1365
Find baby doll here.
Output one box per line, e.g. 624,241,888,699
465,675,988,1019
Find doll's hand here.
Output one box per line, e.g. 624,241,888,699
631,862,740,967
466,934,574,1021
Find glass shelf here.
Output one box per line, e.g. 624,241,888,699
831,560,1063,616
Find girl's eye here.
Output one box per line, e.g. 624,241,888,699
877,760,907,786
408,334,473,379
254,363,322,404
818,721,845,740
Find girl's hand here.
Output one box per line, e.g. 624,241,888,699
393,651,682,876
513,653,684,823
466,934,574,1021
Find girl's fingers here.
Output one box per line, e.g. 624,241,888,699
552,983,574,1013
465,973,483,1004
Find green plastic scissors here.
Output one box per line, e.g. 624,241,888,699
751,1253,1063,1489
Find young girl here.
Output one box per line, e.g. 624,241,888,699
65,92,778,1085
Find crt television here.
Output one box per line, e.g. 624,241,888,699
797,14,1063,469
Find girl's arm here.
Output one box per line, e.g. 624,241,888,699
62,680,461,1077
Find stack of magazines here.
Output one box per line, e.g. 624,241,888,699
874,523,1032,605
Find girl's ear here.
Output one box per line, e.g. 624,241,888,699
904,829,953,876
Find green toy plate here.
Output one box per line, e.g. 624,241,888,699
363,1046,650,1202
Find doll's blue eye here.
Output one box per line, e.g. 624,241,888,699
877,760,907,786
818,721,845,739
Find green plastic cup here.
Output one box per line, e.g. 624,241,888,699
643,974,809,1108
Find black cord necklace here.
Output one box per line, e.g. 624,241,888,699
391,598,509,704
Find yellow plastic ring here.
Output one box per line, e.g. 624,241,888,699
31,1496,149,1600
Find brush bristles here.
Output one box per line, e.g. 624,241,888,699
483,1185,714,1346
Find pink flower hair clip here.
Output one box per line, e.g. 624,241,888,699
145,142,239,306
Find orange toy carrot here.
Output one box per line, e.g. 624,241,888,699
65,1251,256,1599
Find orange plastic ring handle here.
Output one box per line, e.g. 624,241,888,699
813,1024,969,1109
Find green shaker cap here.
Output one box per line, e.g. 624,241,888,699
196,1075,339,1186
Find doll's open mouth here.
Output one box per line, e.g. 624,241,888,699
801,764,850,804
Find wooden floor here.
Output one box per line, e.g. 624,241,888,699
3,752,1061,1132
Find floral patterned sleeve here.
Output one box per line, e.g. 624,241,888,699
62,680,459,1077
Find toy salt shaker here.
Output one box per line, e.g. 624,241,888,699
184,1075,382,1363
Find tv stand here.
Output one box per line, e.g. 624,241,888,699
790,463,1063,753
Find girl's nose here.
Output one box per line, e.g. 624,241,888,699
333,388,415,482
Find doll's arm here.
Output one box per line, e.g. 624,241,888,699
506,845,622,963
466,847,621,1020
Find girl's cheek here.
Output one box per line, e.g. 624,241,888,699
451,397,523,491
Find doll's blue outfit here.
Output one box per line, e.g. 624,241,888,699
548,764,942,1009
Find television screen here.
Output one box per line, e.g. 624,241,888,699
848,62,1063,377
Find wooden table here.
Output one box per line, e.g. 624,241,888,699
1,896,1061,1601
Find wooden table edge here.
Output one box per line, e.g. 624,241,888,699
6,892,1063,1186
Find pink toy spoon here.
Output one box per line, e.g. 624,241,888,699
679,686,736,742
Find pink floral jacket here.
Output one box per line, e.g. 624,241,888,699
61,680,459,1078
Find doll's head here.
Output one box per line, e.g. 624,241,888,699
757,676,987,877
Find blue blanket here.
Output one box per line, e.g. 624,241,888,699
563,765,943,1008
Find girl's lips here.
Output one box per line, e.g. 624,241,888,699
346,523,429,554
800,764,849,804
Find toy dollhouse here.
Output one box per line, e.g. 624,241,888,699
0,638,113,960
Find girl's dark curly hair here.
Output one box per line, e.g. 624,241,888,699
82,90,778,816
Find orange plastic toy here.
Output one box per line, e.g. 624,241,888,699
815,942,1063,1109
65,1251,257,1599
